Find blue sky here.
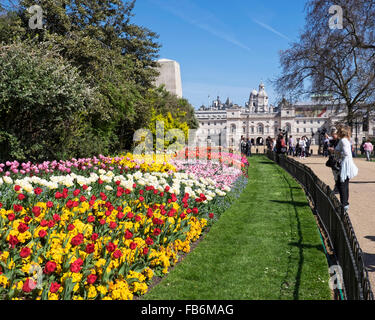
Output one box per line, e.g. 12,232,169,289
132,0,308,108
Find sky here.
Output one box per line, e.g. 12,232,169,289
132,0,308,108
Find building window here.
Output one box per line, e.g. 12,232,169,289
304,128,307,133
297,128,299,133
258,124,264,135
297,121,299,124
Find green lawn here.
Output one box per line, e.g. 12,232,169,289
144,155,332,300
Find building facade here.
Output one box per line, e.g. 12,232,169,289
154,59,183,98
195,82,375,149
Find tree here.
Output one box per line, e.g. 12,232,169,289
0,41,107,162
145,86,199,129
275,0,375,127
15,0,161,86
115,87,199,152
0,1,199,158
0,9,25,43
307,0,375,53
148,109,190,151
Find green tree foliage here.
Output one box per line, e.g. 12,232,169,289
16,0,160,87
0,41,108,162
145,86,199,129
0,0,198,161
148,108,191,151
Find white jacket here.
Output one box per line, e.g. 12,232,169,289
335,138,358,182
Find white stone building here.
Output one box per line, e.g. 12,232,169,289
154,59,183,98
194,82,375,149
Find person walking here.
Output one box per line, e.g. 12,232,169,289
272,138,277,152
266,137,272,151
360,140,366,156
335,125,359,212
364,139,374,161
296,138,301,157
276,134,287,155
350,137,356,158
305,136,311,157
323,134,330,157
246,138,252,157
240,136,247,156
288,135,295,156
300,136,307,159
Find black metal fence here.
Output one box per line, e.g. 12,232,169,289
266,151,373,300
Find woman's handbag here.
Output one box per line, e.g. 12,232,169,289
326,156,341,171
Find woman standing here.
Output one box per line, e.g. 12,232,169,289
335,125,359,212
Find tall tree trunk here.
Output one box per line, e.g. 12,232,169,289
347,104,354,128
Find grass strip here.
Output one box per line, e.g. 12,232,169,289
144,155,331,300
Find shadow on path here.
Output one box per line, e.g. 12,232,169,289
362,252,375,273
365,236,375,242
350,181,375,184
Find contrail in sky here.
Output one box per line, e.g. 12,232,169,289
252,18,291,42
150,0,253,53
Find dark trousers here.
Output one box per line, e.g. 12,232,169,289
336,177,349,207
247,146,252,157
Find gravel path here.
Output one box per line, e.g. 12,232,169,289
294,156,375,294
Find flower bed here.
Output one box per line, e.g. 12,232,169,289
0,154,176,177
0,151,248,300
